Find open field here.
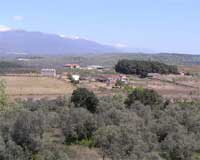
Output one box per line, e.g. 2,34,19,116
0,75,75,99
79,74,200,101
179,65,200,74
1,73,200,102
129,75,200,101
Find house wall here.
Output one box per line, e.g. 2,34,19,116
41,69,56,77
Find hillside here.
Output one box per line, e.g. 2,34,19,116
0,30,119,55
4,53,200,70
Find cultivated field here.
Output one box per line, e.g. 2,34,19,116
0,75,75,99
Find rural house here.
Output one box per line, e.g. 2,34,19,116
71,74,80,81
41,69,56,77
87,65,104,70
64,64,80,69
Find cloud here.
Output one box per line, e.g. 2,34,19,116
0,25,13,32
13,16,24,21
114,43,128,48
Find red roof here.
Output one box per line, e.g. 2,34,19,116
64,64,80,67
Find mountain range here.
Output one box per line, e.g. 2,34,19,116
0,29,120,55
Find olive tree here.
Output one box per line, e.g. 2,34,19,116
62,108,97,144
11,111,46,153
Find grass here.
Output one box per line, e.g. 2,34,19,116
0,75,75,98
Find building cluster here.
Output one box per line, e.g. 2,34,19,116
96,74,128,85
41,63,129,86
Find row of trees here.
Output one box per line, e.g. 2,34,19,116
0,61,38,74
115,59,178,77
0,85,199,159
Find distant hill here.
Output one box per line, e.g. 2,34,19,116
4,53,200,70
0,30,120,55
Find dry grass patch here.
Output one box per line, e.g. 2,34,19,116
0,76,75,97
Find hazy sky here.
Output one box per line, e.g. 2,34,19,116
1,0,200,54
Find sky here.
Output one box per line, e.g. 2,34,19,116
1,0,200,54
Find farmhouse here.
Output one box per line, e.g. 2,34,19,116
71,75,80,81
64,64,80,69
96,74,128,84
87,65,104,70
41,69,56,77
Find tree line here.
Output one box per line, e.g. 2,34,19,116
115,59,179,77
0,61,38,74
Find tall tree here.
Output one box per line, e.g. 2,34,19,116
71,88,99,113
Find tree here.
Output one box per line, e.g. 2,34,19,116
71,88,99,113
11,111,46,153
115,59,178,76
0,80,8,111
95,124,158,160
125,88,163,107
62,108,96,144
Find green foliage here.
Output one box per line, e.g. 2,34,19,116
0,80,8,111
123,85,134,94
71,88,99,113
62,108,97,145
94,97,200,160
75,138,96,148
11,111,46,153
115,79,125,87
0,86,199,160
34,146,70,160
125,87,163,106
115,59,178,77
0,61,28,74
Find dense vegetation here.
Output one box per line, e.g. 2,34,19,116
0,85,200,159
0,61,38,74
115,59,178,77
125,87,163,106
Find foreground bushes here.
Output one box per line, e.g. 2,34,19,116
0,88,199,160
62,108,97,144
125,87,163,106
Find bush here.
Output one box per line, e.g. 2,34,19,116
71,88,99,113
11,111,46,153
34,146,70,160
62,108,97,144
0,80,8,111
125,87,163,106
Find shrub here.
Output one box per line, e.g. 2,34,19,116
125,88,163,106
71,88,99,113
62,108,97,144
0,80,8,111
11,111,46,153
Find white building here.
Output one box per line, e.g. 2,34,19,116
71,75,80,81
41,69,56,77
87,65,104,70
